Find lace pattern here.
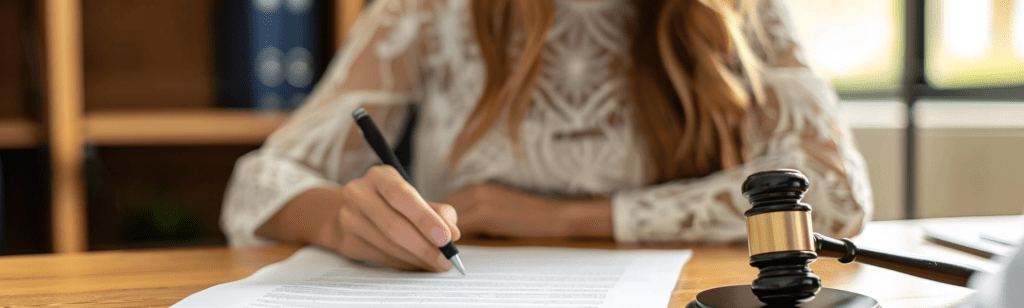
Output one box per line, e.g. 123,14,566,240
222,0,872,246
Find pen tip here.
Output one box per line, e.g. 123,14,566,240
352,108,368,119
450,255,466,276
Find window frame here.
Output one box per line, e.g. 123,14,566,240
890,0,1024,219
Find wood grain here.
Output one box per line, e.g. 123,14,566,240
0,0,27,120
84,109,289,146
0,118,39,149
336,0,366,48
0,245,300,306
81,0,215,111
45,0,88,253
0,218,1002,307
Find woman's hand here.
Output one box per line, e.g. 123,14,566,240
308,166,461,271
442,184,614,239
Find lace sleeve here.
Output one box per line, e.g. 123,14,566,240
610,0,872,244
221,0,441,247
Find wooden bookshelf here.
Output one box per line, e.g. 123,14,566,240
36,0,367,253
0,119,40,149
337,0,364,45
85,110,289,146
44,0,88,253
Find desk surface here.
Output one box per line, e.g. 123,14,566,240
0,216,1017,307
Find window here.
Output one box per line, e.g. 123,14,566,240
784,0,903,94
784,0,1024,219
926,0,1024,89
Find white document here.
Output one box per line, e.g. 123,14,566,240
173,245,692,308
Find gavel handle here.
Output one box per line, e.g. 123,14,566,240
813,233,980,287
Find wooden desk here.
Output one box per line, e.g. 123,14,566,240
0,216,1016,307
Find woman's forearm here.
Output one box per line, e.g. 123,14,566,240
256,187,344,247
442,183,615,239
558,198,614,239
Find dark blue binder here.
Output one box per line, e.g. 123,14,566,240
216,0,324,110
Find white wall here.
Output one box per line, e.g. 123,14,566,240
842,102,1024,221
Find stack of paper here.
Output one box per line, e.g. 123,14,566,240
173,246,691,308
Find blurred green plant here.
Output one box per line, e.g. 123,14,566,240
123,186,202,244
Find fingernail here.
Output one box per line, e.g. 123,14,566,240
437,254,453,270
431,227,449,246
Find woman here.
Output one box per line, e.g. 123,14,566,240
222,0,872,272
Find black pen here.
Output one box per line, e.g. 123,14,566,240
351,107,466,276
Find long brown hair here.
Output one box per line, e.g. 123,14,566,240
452,0,764,184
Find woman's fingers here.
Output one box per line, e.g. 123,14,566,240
338,232,421,271
453,206,490,236
440,184,477,213
441,185,492,235
339,205,449,271
429,202,461,242
341,175,451,272
330,165,463,273
366,166,456,246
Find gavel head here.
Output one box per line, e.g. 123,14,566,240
742,169,821,305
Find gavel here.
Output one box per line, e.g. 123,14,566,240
687,169,981,308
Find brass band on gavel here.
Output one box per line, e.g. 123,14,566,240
746,210,816,256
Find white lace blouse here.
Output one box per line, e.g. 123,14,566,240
221,0,873,246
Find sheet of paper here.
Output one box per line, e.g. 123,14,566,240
173,245,691,308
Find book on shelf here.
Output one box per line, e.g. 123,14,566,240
215,0,324,111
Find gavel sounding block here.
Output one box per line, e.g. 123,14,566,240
686,285,880,308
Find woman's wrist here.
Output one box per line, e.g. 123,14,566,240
256,186,345,247
304,187,346,248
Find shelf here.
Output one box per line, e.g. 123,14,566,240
28,0,366,253
0,118,40,149
84,109,290,146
